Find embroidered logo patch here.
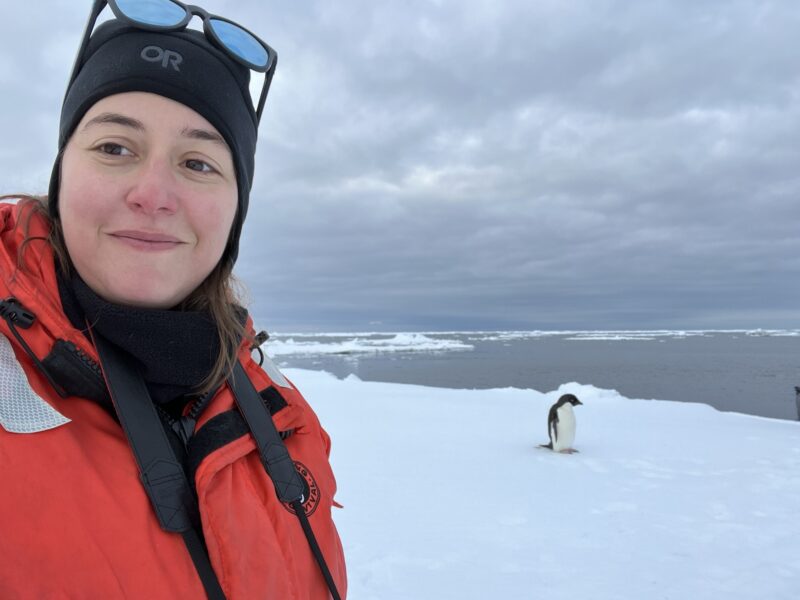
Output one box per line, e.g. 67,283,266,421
282,461,321,517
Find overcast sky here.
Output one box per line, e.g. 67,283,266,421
2,0,799,331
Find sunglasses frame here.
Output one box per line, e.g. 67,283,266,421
66,0,277,123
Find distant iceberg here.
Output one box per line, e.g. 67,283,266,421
265,332,473,356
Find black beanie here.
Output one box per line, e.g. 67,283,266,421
49,19,259,265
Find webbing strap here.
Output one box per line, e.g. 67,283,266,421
93,332,226,600
182,527,226,600
228,361,305,503
292,500,343,600
228,361,342,600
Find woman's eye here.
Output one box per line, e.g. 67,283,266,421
97,143,132,156
186,159,215,173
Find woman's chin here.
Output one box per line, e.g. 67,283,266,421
94,277,191,309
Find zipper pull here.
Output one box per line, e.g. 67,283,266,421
172,415,197,447
1,297,35,329
1,297,68,398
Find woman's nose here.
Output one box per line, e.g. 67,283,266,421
124,159,179,215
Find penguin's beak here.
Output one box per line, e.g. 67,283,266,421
575,399,583,405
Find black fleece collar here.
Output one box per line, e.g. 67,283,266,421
57,270,224,405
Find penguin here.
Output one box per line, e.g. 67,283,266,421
795,386,800,421
539,394,583,453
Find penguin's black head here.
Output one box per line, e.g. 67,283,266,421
559,394,583,406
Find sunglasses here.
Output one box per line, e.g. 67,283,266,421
67,0,278,123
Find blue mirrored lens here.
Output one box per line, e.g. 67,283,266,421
209,19,269,68
115,0,186,27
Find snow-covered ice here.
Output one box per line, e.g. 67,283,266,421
267,333,473,356
287,368,800,600
262,329,800,357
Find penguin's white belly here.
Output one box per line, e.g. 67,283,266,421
551,404,576,451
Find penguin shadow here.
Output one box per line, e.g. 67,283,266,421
537,393,583,454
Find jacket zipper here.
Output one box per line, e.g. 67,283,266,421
62,339,105,382
158,391,213,448
57,336,209,447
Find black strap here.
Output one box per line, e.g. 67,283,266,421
182,527,226,599
228,362,305,503
228,361,342,600
187,410,250,482
292,500,343,600
93,332,226,600
259,386,288,414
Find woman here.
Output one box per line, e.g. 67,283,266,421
0,1,346,598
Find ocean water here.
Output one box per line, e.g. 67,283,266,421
262,330,800,421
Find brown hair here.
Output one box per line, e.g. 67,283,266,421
3,193,250,396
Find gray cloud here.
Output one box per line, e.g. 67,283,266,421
3,0,799,331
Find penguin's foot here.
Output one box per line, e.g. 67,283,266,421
558,448,580,454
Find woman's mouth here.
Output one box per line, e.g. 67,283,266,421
109,230,184,251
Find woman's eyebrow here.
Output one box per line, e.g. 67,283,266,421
81,112,145,132
182,127,228,148
79,114,227,149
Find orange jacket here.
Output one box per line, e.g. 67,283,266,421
0,201,346,599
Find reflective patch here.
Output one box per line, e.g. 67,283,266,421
0,335,71,433
261,354,292,389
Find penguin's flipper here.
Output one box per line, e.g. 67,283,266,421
538,442,553,450
547,404,559,444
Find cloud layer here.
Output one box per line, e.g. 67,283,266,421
3,0,799,330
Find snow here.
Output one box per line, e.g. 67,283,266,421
286,368,800,600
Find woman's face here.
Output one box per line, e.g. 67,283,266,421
59,92,238,309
